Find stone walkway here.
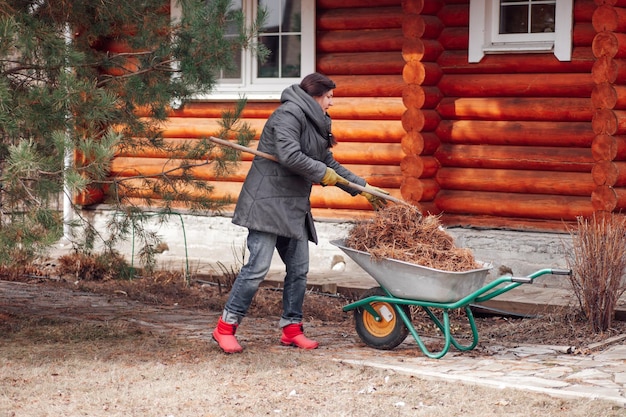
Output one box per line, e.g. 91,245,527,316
1,280,625,408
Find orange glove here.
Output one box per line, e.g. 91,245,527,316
320,167,349,186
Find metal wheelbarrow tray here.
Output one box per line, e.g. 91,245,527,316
331,239,571,359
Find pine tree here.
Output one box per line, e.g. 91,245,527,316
0,0,266,269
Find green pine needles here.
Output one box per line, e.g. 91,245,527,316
0,0,265,270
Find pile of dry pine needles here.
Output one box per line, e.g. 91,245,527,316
345,204,481,272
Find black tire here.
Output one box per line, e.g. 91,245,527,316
354,287,410,350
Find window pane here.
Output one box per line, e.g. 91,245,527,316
499,1,556,35
500,4,528,34
258,35,279,77
531,4,555,33
281,35,301,77
260,0,280,33
217,0,243,80
283,0,301,32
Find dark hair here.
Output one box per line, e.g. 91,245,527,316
300,72,336,97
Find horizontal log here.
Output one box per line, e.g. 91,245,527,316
575,0,598,23
592,31,626,59
591,160,619,185
594,0,626,7
317,52,404,75
438,214,576,232
316,7,403,31
400,155,439,178
402,61,442,85
591,55,626,84
327,97,405,119
435,144,594,172
437,3,468,27
438,74,594,97
617,135,626,160
436,167,594,196
171,97,404,120
120,199,381,222
435,190,595,221
116,137,403,163
414,0,444,15
110,158,403,187
401,131,441,156
592,133,618,160
170,101,276,119
612,186,626,211
403,85,443,109
160,118,404,143
316,29,403,53
436,97,593,122
402,39,443,63
438,27,468,50
402,14,444,40
331,75,404,97
116,177,402,211
591,160,626,186
436,120,595,147
400,177,439,203
437,48,595,74
592,185,626,213
401,108,440,132
591,184,619,211
593,5,626,32
331,141,404,164
592,109,626,135
592,83,626,109
573,22,599,47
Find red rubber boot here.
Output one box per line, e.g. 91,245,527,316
280,323,319,349
212,317,243,353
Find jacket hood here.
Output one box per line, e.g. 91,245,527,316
281,84,331,138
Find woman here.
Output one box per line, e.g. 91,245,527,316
212,72,387,353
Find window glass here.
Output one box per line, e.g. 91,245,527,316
499,1,555,35
258,0,302,78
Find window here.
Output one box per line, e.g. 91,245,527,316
468,0,573,63
172,0,315,100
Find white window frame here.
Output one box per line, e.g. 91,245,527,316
171,0,315,101
468,0,573,63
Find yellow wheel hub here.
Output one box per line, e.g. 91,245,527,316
363,302,397,337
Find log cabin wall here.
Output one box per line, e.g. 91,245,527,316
428,0,598,231
107,0,620,232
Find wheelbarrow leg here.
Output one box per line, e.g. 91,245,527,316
422,305,479,352
394,302,453,359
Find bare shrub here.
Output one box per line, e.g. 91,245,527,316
57,251,133,281
566,213,626,331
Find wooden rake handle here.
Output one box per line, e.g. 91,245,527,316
207,136,411,206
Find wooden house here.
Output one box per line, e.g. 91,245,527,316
104,0,626,233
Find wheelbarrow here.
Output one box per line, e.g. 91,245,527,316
331,239,571,359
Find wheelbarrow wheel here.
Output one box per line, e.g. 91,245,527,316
354,287,410,350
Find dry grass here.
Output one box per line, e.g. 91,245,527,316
345,205,480,271
1,316,623,417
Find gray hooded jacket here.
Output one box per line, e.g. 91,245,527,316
232,84,365,243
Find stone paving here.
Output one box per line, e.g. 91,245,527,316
1,280,625,408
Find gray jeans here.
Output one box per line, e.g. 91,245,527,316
223,229,309,328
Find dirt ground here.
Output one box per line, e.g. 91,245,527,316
2,268,626,416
